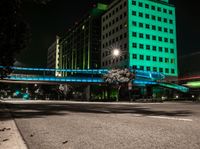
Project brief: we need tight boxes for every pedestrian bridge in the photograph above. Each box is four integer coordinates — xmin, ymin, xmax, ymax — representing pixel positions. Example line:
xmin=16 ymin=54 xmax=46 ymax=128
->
xmin=0 ymin=66 xmax=189 ymax=93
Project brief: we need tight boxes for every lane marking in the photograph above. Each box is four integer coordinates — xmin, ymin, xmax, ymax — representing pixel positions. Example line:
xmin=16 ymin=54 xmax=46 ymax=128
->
xmin=146 ymin=116 xmax=193 ymax=122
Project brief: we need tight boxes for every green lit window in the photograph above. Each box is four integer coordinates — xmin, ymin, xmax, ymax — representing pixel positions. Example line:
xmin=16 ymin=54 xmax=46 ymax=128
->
xmin=139 ymin=2 xmax=143 ymax=7
xmin=146 ymin=34 xmax=150 ymax=39
xmin=158 ymin=17 xmax=162 ymax=21
xmin=139 ymin=23 xmax=143 ymax=28
xmin=151 ymin=5 xmax=155 ymax=10
xmin=153 ymin=56 xmax=157 ymax=61
xmin=165 ymin=58 xmax=169 ymax=63
xmin=158 ymin=26 xmax=162 ymax=31
xmin=165 ymin=48 xmax=169 ymax=53
xmin=152 ymin=15 xmax=156 ymax=20
xmin=145 ymin=14 xmax=150 ymax=19
xmin=146 ymin=24 xmax=150 ymax=29
xmin=139 ymin=44 xmax=144 ymax=49
xmin=171 ymin=69 xmax=175 ymax=74
xmin=170 ymin=48 xmax=174 ymax=53
xmin=132 ymin=54 xmax=137 ymax=59
xmin=132 ymin=43 xmax=137 ymax=48
xmin=165 ymin=68 xmax=169 ymax=73
xmin=146 ymin=56 xmax=150 ymax=61
xmin=139 ymin=33 xmax=144 ymax=38
xmin=159 ymin=47 xmax=162 ymax=51
xmin=140 ymin=55 xmax=144 ymax=60
xmin=147 ymin=66 xmax=151 ymax=71
xmin=164 ymin=18 xmax=167 ymax=23
xmin=139 ymin=12 xmax=143 ymax=17
xmin=146 ymin=45 xmax=150 ymax=50
xmin=159 ymin=57 xmax=163 ymax=62
xmin=145 ymin=4 xmax=149 ymax=8
xmin=132 ymin=0 xmax=136 ymax=5
xmin=152 ymin=46 xmax=156 ymax=51
xmin=153 ymin=67 xmax=157 ymax=72
xmin=164 ymin=28 xmax=168 ymax=32
xmin=158 ymin=37 xmax=162 ymax=42
xmin=140 ymin=66 xmax=144 ymax=70
xmin=152 ymin=35 xmax=156 ymax=40
xmin=159 ymin=68 xmax=163 ymax=72
xmin=152 ymin=25 xmax=156 ymax=30
xmin=132 ymin=21 xmax=137 ymax=26
xmin=132 ymin=11 xmax=136 ymax=16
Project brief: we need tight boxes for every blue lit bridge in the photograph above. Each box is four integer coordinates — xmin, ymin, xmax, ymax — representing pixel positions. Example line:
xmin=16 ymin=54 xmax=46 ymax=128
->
xmin=0 ymin=66 xmax=189 ymax=93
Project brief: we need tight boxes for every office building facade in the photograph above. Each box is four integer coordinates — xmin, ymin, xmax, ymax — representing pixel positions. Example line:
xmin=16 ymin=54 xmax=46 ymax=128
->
xmin=59 ymin=3 xmax=108 ymax=73
xmin=101 ymin=0 xmax=178 ymax=78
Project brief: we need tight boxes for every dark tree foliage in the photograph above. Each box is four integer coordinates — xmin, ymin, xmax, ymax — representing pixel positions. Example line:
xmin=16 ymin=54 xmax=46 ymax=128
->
xmin=0 ymin=0 xmax=51 ymax=78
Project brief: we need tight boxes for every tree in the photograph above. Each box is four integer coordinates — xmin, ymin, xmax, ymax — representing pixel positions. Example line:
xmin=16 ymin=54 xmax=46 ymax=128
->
xmin=103 ymin=68 xmax=135 ymax=101
xmin=0 ymin=0 xmax=51 ymax=78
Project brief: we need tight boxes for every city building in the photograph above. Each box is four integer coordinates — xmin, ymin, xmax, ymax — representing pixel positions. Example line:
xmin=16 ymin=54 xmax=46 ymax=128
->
xmin=58 ymin=3 xmax=108 ymax=74
xmin=101 ymin=0 xmax=177 ymax=80
xmin=47 ymin=36 xmax=60 ymax=69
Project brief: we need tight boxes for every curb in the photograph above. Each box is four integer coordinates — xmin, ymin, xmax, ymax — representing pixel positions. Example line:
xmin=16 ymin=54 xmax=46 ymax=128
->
xmin=0 ymin=101 xmax=28 ymax=149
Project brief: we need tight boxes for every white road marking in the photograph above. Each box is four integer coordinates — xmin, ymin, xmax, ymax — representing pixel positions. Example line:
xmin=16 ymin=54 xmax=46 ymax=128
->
xmin=146 ymin=116 xmax=193 ymax=122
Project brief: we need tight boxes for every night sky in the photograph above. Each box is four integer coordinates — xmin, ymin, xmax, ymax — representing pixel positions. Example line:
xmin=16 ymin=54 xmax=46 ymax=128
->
xmin=17 ymin=0 xmax=200 ymax=67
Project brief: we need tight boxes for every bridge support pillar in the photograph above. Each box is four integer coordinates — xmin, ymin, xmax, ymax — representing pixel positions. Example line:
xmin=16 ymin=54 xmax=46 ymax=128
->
xmin=85 ymin=85 xmax=90 ymax=101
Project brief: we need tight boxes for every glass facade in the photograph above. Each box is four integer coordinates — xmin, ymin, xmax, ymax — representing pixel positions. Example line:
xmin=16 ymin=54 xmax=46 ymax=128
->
xmin=128 ymin=0 xmax=177 ymax=76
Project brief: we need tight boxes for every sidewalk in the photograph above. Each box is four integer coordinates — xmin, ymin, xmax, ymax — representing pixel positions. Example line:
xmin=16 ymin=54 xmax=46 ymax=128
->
xmin=0 ymin=100 xmax=27 ymax=149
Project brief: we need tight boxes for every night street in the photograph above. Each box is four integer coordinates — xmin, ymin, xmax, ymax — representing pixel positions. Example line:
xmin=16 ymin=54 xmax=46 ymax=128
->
xmin=2 ymin=100 xmax=200 ymax=149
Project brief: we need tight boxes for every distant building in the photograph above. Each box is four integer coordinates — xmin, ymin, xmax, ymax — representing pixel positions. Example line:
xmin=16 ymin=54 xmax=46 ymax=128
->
xmin=47 ymin=36 xmax=60 ymax=76
xmin=58 ymin=3 xmax=108 ymax=74
xmin=101 ymin=0 xmax=177 ymax=80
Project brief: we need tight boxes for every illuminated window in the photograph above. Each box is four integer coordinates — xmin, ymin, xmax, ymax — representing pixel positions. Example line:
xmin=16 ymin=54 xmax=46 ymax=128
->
xmin=139 ymin=23 xmax=143 ymax=28
xmin=170 ymin=48 xmax=174 ymax=53
xmin=139 ymin=44 xmax=144 ymax=49
xmin=151 ymin=5 xmax=155 ymax=10
xmin=146 ymin=56 xmax=150 ymax=61
xmin=146 ymin=24 xmax=150 ymax=29
xmin=132 ymin=32 xmax=136 ymax=37
xmin=145 ymin=14 xmax=150 ymax=19
xmin=171 ymin=69 xmax=175 ymax=74
xmin=139 ymin=33 xmax=144 ymax=38
xmin=139 ymin=12 xmax=143 ymax=17
xmin=146 ymin=45 xmax=150 ymax=50
xmin=132 ymin=11 xmax=136 ymax=16
xmin=153 ymin=56 xmax=157 ymax=61
xmin=159 ymin=57 xmax=163 ymax=62
xmin=139 ymin=2 xmax=143 ymax=7
xmin=132 ymin=0 xmax=136 ymax=5
xmin=140 ymin=55 xmax=144 ymax=60
xmin=165 ymin=68 xmax=169 ymax=73
xmin=132 ymin=54 xmax=137 ymax=59
xmin=146 ymin=34 xmax=150 ymax=39
xmin=132 ymin=21 xmax=137 ymax=26
xmin=132 ymin=43 xmax=137 ymax=48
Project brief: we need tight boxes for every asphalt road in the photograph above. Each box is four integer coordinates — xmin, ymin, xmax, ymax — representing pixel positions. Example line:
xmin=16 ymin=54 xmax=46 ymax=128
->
xmin=4 ymin=100 xmax=200 ymax=149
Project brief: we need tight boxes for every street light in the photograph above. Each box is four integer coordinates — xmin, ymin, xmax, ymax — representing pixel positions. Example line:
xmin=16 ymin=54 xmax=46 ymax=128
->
xmin=112 ymin=48 xmax=120 ymax=57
